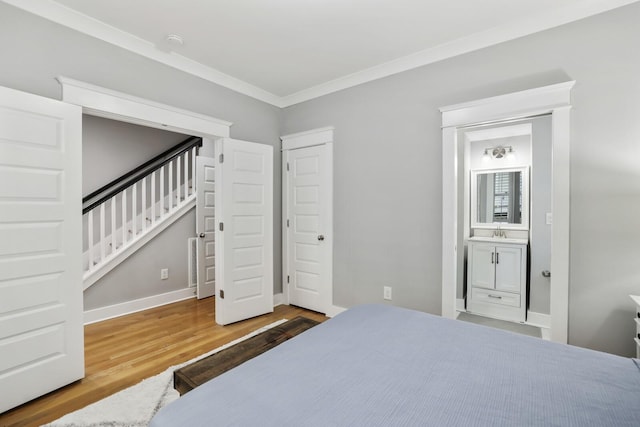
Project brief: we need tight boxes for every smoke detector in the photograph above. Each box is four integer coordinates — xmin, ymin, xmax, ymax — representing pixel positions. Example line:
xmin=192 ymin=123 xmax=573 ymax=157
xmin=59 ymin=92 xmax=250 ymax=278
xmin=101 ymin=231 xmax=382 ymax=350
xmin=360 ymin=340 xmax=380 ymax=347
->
xmin=165 ymin=34 xmax=184 ymax=47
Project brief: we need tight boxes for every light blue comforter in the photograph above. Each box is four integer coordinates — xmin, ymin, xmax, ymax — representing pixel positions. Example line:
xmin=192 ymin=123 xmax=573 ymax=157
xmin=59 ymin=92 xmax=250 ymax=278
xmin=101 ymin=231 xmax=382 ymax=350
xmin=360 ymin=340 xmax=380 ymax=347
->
xmin=151 ymin=304 xmax=640 ymax=426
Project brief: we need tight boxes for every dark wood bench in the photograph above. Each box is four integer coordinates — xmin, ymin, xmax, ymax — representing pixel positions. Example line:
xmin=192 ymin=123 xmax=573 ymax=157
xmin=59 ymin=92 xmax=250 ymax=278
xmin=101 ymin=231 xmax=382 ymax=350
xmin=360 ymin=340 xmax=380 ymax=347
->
xmin=173 ymin=316 xmax=320 ymax=395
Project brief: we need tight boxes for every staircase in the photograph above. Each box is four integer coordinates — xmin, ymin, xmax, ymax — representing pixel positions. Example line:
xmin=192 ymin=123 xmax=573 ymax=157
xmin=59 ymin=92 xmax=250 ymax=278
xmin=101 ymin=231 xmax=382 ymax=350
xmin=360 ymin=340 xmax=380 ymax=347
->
xmin=83 ymin=137 xmax=202 ymax=289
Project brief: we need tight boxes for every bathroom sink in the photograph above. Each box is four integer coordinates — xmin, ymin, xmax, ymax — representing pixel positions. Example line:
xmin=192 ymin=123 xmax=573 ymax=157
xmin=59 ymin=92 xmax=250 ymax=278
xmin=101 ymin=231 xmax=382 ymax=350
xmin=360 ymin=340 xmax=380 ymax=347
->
xmin=468 ymin=236 xmax=528 ymax=245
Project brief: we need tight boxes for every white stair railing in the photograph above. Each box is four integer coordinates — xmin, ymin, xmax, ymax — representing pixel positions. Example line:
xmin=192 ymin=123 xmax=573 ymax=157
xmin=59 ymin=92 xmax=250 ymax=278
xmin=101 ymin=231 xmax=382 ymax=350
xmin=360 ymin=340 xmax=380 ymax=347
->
xmin=83 ymin=146 xmax=198 ymax=285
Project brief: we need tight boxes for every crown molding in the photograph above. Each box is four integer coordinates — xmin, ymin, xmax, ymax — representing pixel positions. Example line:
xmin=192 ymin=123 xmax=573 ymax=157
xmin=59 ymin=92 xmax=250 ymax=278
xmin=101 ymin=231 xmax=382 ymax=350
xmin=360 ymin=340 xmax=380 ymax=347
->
xmin=279 ymin=0 xmax=639 ymax=107
xmin=4 ymin=0 xmax=638 ymax=109
xmin=3 ymin=0 xmax=283 ymax=107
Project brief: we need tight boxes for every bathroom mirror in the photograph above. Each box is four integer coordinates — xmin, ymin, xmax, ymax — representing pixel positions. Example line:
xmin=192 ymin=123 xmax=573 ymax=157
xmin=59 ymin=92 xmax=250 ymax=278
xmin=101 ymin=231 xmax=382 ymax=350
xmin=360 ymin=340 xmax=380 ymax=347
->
xmin=471 ymin=167 xmax=529 ymax=230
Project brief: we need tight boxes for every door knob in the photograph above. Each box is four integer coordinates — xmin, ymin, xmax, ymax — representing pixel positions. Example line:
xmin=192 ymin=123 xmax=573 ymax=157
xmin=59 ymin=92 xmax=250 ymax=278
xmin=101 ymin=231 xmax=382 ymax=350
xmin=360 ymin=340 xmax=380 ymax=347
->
xmin=317 ymin=235 xmax=325 ymax=241
xmin=542 ymin=270 xmax=551 ymax=278
xmin=199 ymin=233 xmax=205 ymax=238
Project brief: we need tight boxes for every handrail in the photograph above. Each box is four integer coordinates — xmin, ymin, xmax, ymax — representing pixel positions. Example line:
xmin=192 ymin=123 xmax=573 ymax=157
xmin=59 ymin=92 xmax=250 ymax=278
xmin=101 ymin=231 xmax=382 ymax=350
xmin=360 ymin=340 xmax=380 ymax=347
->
xmin=82 ymin=136 xmax=202 ymax=214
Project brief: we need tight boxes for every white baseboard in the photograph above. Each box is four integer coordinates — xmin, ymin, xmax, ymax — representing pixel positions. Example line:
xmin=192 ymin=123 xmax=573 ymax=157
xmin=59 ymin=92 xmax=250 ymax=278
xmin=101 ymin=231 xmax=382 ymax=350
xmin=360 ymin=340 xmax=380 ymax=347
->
xmin=274 ymin=292 xmax=285 ymax=306
xmin=325 ymin=305 xmax=347 ymax=318
xmin=84 ymin=287 xmax=196 ymax=325
xmin=526 ymin=311 xmax=551 ymax=329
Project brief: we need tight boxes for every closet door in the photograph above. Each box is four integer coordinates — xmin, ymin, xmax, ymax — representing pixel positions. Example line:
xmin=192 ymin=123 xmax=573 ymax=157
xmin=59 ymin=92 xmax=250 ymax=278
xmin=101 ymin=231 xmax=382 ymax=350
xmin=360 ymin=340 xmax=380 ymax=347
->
xmin=215 ymin=138 xmax=273 ymax=325
xmin=0 ymin=85 xmax=83 ymax=412
xmin=285 ymin=144 xmax=332 ymax=313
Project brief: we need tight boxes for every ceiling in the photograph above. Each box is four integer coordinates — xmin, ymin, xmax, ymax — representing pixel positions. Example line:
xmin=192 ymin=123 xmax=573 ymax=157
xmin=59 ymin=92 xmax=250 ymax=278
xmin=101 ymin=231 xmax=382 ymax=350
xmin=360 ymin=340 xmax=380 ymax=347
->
xmin=5 ymin=0 xmax=638 ymax=106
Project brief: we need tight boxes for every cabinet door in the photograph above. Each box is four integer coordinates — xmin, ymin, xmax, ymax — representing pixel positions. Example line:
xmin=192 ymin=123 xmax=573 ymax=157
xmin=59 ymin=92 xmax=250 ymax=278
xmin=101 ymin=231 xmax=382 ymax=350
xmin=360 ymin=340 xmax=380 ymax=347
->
xmin=495 ymin=246 xmax=522 ymax=293
xmin=470 ymin=244 xmax=495 ymax=289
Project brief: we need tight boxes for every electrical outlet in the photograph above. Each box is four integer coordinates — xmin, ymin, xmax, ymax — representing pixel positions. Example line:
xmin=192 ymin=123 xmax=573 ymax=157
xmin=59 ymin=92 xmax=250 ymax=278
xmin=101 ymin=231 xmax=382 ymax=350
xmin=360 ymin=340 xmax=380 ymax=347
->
xmin=160 ymin=268 xmax=169 ymax=280
xmin=546 ymin=212 xmax=553 ymax=225
xmin=383 ymin=286 xmax=392 ymax=300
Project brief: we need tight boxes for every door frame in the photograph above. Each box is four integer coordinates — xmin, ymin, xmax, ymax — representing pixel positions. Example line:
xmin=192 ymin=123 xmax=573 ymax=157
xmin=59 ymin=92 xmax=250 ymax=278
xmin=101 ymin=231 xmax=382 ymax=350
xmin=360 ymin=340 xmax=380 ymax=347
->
xmin=440 ymin=81 xmax=574 ymax=343
xmin=281 ymin=127 xmax=334 ymax=314
xmin=57 ymin=77 xmax=233 ymax=322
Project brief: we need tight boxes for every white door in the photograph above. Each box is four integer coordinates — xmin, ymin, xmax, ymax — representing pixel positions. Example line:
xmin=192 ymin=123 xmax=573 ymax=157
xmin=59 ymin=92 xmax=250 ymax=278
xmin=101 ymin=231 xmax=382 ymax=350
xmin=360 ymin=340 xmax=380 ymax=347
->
xmin=0 ymin=86 xmax=83 ymax=412
xmin=285 ymin=144 xmax=332 ymax=313
xmin=215 ymin=138 xmax=273 ymax=325
xmin=196 ymin=156 xmax=216 ymax=299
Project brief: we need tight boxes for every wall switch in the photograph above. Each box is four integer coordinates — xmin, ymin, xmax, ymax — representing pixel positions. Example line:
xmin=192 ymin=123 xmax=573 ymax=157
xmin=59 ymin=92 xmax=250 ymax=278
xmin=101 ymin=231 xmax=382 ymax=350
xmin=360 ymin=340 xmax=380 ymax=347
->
xmin=383 ymin=286 xmax=392 ymax=300
xmin=545 ymin=212 xmax=553 ymax=225
xmin=160 ymin=268 xmax=169 ymax=280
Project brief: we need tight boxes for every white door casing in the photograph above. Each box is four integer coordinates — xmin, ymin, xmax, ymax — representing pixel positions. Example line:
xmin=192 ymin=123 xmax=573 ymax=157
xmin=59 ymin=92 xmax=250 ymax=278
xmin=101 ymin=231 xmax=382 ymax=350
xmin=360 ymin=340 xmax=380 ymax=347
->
xmin=281 ymin=127 xmax=333 ymax=315
xmin=215 ymin=138 xmax=274 ymax=325
xmin=0 ymin=85 xmax=84 ymax=412
xmin=440 ymin=81 xmax=574 ymax=343
xmin=196 ymin=156 xmax=216 ymax=299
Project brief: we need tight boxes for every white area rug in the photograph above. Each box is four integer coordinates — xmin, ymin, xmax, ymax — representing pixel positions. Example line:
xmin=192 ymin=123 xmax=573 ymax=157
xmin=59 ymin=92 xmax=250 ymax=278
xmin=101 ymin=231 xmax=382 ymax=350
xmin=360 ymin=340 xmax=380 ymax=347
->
xmin=44 ymin=319 xmax=288 ymax=427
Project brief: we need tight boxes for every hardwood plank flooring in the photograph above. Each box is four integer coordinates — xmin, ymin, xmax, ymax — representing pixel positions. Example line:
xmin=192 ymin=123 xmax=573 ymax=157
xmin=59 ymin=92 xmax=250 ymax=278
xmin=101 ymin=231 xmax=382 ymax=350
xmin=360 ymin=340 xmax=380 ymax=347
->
xmin=0 ymin=298 xmax=327 ymax=427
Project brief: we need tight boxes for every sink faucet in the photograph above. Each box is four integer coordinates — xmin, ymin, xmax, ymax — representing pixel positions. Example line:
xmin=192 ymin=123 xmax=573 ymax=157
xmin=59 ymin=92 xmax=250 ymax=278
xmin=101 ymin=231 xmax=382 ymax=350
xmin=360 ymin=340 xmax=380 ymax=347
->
xmin=494 ymin=225 xmax=505 ymax=238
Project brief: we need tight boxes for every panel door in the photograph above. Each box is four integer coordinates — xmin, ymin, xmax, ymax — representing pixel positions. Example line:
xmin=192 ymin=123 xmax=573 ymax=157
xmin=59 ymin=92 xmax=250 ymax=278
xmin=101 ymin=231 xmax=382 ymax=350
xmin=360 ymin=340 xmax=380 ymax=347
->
xmin=215 ymin=138 xmax=273 ymax=325
xmin=286 ymin=145 xmax=331 ymax=313
xmin=196 ymin=156 xmax=216 ymax=299
xmin=470 ymin=244 xmax=495 ymax=289
xmin=0 ymin=85 xmax=83 ymax=412
xmin=495 ymin=246 xmax=523 ymax=293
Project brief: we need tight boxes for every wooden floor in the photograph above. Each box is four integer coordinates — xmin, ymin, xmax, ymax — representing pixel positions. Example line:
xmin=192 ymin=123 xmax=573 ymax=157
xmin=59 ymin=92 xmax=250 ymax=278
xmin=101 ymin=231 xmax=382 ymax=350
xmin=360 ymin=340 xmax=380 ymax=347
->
xmin=0 ymin=298 xmax=327 ymax=427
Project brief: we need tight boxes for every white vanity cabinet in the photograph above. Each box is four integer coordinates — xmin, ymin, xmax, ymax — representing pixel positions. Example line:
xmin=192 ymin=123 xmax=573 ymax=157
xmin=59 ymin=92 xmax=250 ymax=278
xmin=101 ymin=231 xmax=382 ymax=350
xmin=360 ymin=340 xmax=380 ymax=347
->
xmin=467 ymin=238 xmax=527 ymax=322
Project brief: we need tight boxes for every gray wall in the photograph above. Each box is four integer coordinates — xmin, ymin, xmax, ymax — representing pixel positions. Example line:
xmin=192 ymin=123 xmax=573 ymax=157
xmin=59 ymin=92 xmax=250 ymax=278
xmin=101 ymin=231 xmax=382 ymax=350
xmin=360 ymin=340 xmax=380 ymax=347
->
xmin=83 ymin=209 xmax=195 ymax=310
xmin=83 ymin=115 xmax=186 ymax=196
xmin=3 ymin=1 xmax=640 ymax=356
xmin=529 ymin=116 xmax=552 ymax=314
xmin=282 ymin=3 xmax=640 ymax=356
xmin=0 ymin=3 xmax=283 ymax=308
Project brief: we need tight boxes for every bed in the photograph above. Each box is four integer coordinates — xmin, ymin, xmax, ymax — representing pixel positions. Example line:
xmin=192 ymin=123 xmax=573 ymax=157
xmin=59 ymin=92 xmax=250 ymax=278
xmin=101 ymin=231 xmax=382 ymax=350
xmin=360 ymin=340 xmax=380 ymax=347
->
xmin=150 ymin=304 xmax=640 ymax=426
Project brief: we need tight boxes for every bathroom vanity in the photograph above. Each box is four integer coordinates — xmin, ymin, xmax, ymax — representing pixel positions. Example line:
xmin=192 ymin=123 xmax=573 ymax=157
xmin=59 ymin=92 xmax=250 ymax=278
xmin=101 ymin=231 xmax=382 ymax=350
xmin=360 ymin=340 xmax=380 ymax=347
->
xmin=467 ymin=236 xmax=528 ymax=323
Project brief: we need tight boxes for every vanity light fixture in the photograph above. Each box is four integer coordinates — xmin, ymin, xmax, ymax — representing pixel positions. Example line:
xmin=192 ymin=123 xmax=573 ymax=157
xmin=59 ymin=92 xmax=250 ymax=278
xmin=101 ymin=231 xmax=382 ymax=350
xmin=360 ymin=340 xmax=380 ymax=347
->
xmin=483 ymin=145 xmax=514 ymax=159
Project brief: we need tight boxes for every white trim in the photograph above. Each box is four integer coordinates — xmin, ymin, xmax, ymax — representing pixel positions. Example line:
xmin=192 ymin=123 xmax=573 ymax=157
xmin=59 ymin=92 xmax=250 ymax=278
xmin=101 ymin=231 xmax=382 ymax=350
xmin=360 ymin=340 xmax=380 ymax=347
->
xmin=84 ymin=287 xmax=196 ymax=325
xmin=526 ymin=311 xmax=552 ymax=329
xmin=456 ymin=298 xmax=466 ymax=312
xmin=83 ymin=198 xmax=196 ymax=289
xmin=281 ymin=126 xmax=334 ymax=150
xmin=273 ymin=292 xmax=285 ymax=307
xmin=325 ymin=305 xmax=347 ymax=318
xmin=278 ymin=1 xmax=635 ymax=107
xmin=5 ymin=0 xmax=280 ymax=107
xmin=8 ymin=0 xmax=632 ymax=107
xmin=57 ymin=77 xmax=232 ymax=137
xmin=441 ymin=82 xmax=574 ymax=344
xmin=440 ymin=81 xmax=575 ymax=127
